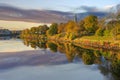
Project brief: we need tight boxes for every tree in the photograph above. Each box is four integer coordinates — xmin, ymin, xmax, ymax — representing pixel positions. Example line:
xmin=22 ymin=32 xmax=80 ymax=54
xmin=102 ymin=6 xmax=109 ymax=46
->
xmin=47 ymin=23 xmax=58 ymax=36
xmin=84 ymin=15 xmax=98 ymax=34
xmin=66 ymin=20 xmax=77 ymax=33
xmin=75 ymin=20 xmax=86 ymax=36
xmin=111 ymin=22 xmax=120 ymax=40
xmin=77 ymin=20 xmax=85 ymax=32
xmin=38 ymin=25 xmax=49 ymax=35
xmin=30 ymin=27 xmax=38 ymax=34
xmin=58 ymin=23 xmax=66 ymax=33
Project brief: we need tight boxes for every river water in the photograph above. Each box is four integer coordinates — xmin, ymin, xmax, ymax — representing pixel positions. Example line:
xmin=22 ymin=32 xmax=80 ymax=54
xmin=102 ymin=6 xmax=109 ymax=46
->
xmin=0 ymin=37 xmax=119 ymax=80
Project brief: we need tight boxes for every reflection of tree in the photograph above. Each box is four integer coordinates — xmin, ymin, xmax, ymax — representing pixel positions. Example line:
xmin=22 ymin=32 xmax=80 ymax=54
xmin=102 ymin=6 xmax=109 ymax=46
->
xmin=23 ymin=38 xmax=30 ymax=46
xmin=57 ymin=43 xmax=66 ymax=53
xmin=94 ymin=50 xmax=101 ymax=57
xmin=111 ymin=59 xmax=120 ymax=80
xmin=37 ymin=42 xmax=47 ymax=49
xmin=29 ymin=39 xmax=39 ymax=49
xmin=22 ymin=36 xmax=120 ymax=79
xmin=98 ymin=57 xmax=110 ymax=76
xmin=47 ymin=42 xmax=58 ymax=52
xmin=55 ymin=42 xmax=82 ymax=62
xmin=82 ymin=50 xmax=94 ymax=65
xmin=30 ymin=42 xmax=37 ymax=49
xmin=22 ymin=37 xmax=47 ymax=49
xmin=97 ymin=51 xmax=120 ymax=80
xmin=93 ymin=50 xmax=102 ymax=64
xmin=64 ymin=43 xmax=76 ymax=62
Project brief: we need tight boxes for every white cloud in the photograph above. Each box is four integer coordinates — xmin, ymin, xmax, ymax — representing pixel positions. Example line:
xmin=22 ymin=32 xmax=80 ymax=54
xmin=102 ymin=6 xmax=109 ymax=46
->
xmin=104 ymin=4 xmax=115 ymax=9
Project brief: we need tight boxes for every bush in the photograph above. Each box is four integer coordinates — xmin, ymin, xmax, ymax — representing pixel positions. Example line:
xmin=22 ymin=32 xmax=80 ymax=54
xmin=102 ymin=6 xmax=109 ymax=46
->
xmin=95 ymin=28 xmax=104 ymax=36
xmin=104 ymin=30 xmax=111 ymax=36
xmin=69 ymin=33 xmax=77 ymax=40
xmin=57 ymin=33 xmax=66 ymax=38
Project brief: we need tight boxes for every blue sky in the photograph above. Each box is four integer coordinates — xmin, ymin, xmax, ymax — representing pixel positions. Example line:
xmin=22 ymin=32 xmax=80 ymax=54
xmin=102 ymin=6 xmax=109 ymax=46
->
xmin=0 ymin=0 xmax=119 ymax=11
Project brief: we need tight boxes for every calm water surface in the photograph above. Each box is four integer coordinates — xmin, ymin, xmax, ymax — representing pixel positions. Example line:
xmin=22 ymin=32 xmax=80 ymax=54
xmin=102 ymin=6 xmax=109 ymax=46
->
xmin=0 ymin=37 xmax=119 ymax=80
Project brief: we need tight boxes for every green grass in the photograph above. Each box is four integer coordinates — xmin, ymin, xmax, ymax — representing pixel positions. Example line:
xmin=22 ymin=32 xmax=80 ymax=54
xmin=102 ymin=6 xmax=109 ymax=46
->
xmin=80 ymin=36 xmax=114 ymax=41
xmin=74 ymin=35 xmax=120 ymax=45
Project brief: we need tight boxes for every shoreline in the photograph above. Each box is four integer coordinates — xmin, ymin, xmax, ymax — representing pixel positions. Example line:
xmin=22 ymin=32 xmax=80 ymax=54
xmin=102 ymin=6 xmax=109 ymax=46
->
xmin=48 ymin=36 xmax=120 ymax=51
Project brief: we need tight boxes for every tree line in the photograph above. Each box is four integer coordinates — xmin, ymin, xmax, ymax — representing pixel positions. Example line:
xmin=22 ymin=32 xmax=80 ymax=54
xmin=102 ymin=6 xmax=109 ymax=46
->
xmin=21 ymin=11 xmax=120 ymax=40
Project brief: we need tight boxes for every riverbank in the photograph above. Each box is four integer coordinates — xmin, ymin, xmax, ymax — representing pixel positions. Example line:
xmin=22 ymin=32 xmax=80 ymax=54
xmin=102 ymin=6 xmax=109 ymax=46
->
xmin=48 ymin=35 xmax=120 ymax=50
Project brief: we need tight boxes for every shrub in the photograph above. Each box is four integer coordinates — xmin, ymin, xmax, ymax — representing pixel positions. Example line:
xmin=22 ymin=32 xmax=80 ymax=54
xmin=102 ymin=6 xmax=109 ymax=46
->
xmin=104 ymin=30 xmax=111 ymax=36
xmin=95 ymin=28 xmax=104 ymax=36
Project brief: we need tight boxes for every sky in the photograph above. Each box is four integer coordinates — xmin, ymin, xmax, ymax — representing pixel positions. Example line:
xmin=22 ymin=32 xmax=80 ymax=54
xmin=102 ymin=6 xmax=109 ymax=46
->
xmin=0 ymin=0 xmax=120 ymax=30
xmin=0 ymin=0 xmax=119 ymax=12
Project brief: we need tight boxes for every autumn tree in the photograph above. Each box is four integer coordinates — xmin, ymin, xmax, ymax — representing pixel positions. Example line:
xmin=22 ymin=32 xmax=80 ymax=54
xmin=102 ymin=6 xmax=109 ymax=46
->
xmin=84 ymin=15 xmax=98 ymax=34
xmin=57 ymin=23 xmax=66 ymax=33
xmin=64 ymin=20 xmax=78 ymax=40
xmin=30 ymin=27 xmax=38 ymax=34
xmin=38 ymin=25 xmax=49 ymax=35
xmin=75 ymin=20 xmax=86 ymax=36
xmin=66 ymin=20 xmax=77 ymax=33
xmin=77 ymin=20 xmax=85 ymax=32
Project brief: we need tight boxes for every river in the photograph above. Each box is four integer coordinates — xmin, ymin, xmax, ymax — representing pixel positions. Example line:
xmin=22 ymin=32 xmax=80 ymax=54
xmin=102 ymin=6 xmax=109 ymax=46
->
xmin=0 ymin=37 xmax=119 ymax=80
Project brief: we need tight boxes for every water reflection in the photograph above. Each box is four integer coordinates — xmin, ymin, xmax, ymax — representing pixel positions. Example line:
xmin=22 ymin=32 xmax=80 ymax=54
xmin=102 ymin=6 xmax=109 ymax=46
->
xmin=0 ymin=50 xmax=67 ymax=70
xmin=0 ymin=36 xmax=12 ymax=40
xmin=22 ymin=38 xmax=120 ymax=80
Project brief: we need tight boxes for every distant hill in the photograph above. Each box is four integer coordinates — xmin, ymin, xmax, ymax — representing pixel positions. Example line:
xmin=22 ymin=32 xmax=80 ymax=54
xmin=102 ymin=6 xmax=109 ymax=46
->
xmin=0 ymin=5 xmax=108 ymax=23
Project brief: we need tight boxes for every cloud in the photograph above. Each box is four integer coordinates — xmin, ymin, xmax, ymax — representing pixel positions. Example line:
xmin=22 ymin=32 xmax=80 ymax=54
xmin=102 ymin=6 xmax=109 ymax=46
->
xmin=103 ymin=4 xmax=120 ymax=13
xmin=71 ymin=6 xmax=104 ymax=13
xmin=79 ymin=6 xmax=98 ymax=12
xmin=73 ymin=4 xmax=120 ymax=13
xmin=0 ymin=4 xmax=70 ymax=23
xmin=104 ymin=5 xmax=115 ymax=9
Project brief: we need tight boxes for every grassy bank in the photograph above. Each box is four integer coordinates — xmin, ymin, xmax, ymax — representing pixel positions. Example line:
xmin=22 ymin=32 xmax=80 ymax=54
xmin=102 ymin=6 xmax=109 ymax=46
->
xmin=48 ymin=35 xmax=120 ymax=50
xmin=73 ymin=36 xmax=120 ymax=50
xmin=74 ymin=36 xmax=120 ymax=44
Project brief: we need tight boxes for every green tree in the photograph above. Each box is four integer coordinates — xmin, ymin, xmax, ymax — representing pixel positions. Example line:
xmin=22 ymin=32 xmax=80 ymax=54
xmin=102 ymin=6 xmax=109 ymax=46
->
xmin=47 ymin=23 xmax=58 ymax=36
xmin=38 ymin=25 xmax=49 ymax=35
xmin=84 ymin=15 xmax=98 ymax=34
